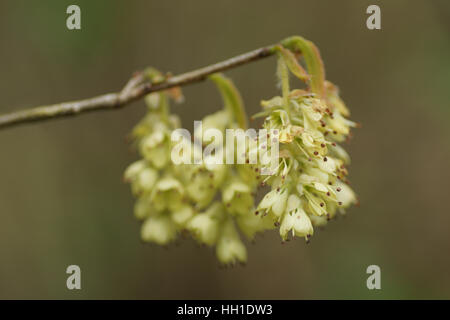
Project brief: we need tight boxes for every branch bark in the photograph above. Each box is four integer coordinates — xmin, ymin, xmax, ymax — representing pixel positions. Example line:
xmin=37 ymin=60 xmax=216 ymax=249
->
xmin=0 ymin=45 xmax=277 ymax=130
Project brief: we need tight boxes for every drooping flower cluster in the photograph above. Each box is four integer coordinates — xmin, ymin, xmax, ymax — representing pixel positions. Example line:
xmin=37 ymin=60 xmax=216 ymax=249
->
xmin=124 ymin=36 xmax=358 ymax=264
xmin=251 ymin=37 xmax=358 ymax=242
xmin=124 ymin=71 xmax=273 ymax=265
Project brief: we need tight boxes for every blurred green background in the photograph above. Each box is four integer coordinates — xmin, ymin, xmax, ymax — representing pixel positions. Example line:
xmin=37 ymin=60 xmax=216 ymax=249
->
xmin=0 ymin=0 xmax=449 ymax=299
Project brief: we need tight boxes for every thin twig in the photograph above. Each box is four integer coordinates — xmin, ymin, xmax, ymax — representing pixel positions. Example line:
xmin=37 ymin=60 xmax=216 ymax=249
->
xmin=0 ymin=45 xmax=277 ymax=130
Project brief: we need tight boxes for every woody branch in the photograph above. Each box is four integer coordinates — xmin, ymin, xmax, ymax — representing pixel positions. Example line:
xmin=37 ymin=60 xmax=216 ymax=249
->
xmin=0 ymin=45 xmax=277 ymax=130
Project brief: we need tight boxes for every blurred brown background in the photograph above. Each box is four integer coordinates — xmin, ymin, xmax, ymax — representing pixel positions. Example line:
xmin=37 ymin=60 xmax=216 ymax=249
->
xmin=0 ymin=0 xmax=449 ymax=299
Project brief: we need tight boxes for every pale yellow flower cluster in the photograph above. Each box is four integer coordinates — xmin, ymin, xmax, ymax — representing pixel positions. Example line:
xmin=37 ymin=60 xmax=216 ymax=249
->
xmin=124 ymin=73 xmax=273 ymax=265
xmin=251 ymin=37 xmax=358 ymax=242
xmin=252 ymin=87 xmax=357 ymax=242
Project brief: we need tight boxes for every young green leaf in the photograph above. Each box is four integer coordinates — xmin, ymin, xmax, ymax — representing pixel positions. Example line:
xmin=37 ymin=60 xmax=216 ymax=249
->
xmin=209 ymin=73 xmax=247 ymax=129
xmin=281 ymin=36 xmax=326 ymax=97
xmin=274 ymin=45 xmax=310 ymax=82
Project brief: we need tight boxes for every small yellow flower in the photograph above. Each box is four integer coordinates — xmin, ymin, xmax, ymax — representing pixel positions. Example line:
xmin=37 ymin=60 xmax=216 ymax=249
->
xmin=140 ymin=128 xmax=171 ymax=169
xmin=183 ymin=162 xmax=227 ymax=210
xmin=335 ymin=181 xmax=357 ymax=209
xmin=131 ymin=167 xmax=158 ymax=196
xmin=151 ymin=176 xmax=184 ymax=212
xmin=141 ymin=214 xmax=177 ymax=245
xmin=195 ymin=109 xmax=231 ymax=144
xmin=124 ymin=160 xmax=146 ymax=182
xmin=170 ymin=205 xmax=194 ymax=227
xmin=280 ymin=194 xmax=313 ymax=241
xmin=222 ymin=178 xmax=254 ymax=216
xmin=216 ymin=218 xmax=247 ymax=265
xmin=256 ymin=187 xmax=289 ymax=218
xmin=186 ymin=202 xmax=224 ymax=246
xmin=134 ymin=195 xmax=153 ymax=220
